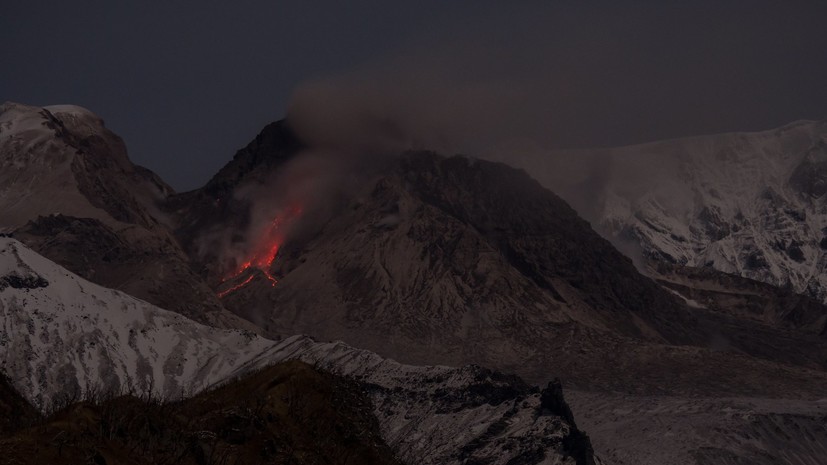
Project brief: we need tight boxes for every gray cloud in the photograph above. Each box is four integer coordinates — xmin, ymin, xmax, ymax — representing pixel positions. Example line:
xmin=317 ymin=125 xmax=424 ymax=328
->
xmin=280 ymin=1 xmax=827 ymax=248
xmin=286 ymin=1 xmax=827 ymax=162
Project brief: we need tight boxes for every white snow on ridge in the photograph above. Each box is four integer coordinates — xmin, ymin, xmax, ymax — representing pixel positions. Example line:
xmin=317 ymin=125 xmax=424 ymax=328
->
xmin=0 ymin=237 xmax=274 ymax=406
xmin=43 ymin=104 xmax=98 ymax=118
xmin=0 ymin=235 xmax=455 ymax=406
xmin=0 ymin=102 xmax=119 ymax=229
xmin=0 ymin=102 xmax=54 ymax=145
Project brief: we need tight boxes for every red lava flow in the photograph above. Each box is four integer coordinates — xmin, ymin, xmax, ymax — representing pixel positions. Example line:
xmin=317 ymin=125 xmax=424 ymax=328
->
xmin=216 ymin=274 xmax=255 ymax=299
xmin=217 ymin=204 xmax=302 ymax=298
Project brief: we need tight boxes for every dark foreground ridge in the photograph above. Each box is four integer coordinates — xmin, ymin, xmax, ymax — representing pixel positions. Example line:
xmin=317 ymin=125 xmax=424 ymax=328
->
xmin=0 ymin=361 xmax=400 ymax=465
xmin=540 ymin=380 xmax=595 ymax=465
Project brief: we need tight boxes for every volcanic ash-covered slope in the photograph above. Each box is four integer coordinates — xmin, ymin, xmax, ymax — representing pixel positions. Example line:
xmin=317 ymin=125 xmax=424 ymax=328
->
xmin=211 ymin=150 xmax=693 ymax=376
xmin=0 ymin=102 xmax=234 ymax=325
xmin=199 ymin=145 xmax=827 ymax=396
xmin=0 ymin=238 xmax=593 ymax=465
xmin=538 ymin=120 xmax=827 ymax=305
xmin=167 ymin=119 xmax=303 ymax=260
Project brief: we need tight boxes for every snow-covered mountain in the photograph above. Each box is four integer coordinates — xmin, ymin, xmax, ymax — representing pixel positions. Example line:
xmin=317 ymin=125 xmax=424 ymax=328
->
xmin=0 ymin=102 xmax=159 ymax=228
xmin=0 ymin=237 xmax=593 ymax=465
xmin=0 ymin=102 xmax=240 ymax=326
xmin=533 ymin=120 xmax=827 ymax=305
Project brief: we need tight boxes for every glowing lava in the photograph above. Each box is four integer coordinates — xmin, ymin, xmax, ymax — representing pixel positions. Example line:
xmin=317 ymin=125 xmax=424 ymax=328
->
xmin=216 ymin=274 xmax=255 ymax=299
xmin=216 ymin=204 xmax=302 ymax=298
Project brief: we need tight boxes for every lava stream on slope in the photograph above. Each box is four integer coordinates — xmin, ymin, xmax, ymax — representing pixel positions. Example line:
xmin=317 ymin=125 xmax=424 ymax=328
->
xmin=216 ymin=205 xmax=302 ymax=298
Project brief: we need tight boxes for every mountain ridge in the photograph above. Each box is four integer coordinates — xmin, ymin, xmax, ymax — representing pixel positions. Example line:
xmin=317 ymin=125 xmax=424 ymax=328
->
xmin=0 ymin=236 xmax=594 ymax=465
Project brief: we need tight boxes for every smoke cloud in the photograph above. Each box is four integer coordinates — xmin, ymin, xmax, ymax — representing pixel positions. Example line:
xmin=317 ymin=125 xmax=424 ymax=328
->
xmin=283 ymin=1 xmax=827 ymax=218
xmin=198 ymin=144 xmax=393 ymax=282
xmin=286 ymin=59 xmax=535 ymax=158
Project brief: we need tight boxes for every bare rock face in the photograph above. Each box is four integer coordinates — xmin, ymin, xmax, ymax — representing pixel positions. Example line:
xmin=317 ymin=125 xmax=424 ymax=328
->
xmin=0 ymin=102 xmax=240 ymax=326
xmin=0 ymin=102 xmax=166 ymax=230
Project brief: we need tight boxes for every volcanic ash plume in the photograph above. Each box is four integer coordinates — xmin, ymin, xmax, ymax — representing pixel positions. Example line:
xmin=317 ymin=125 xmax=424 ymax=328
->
xmin=212 ymin=144 xmax=386 ymax=298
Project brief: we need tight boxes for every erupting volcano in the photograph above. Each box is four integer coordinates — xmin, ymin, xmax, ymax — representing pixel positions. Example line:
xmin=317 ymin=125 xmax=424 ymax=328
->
xmin=216 ymin=204 xmax=302 ymax=298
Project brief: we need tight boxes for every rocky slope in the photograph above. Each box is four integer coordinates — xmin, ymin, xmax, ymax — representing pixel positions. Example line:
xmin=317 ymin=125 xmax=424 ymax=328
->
xmin=568 ymin=391 xmax=827 ymax=465
xmin=0 ymin=237 xmax=593 ymax=465
xmin=0 ymin=102 xmax=236 ymax=326
xmin=180 ymin=129 xmax=827 ymax=396
xmin=169 ymin=119 xmax=827 ymax=465
xmin=239 ymin=151 xmax=696 ymax=363
xmin=166 ymin=119 xmax=304 ymax=265
xmin=653 ymin=261 xmax=827 ymax=338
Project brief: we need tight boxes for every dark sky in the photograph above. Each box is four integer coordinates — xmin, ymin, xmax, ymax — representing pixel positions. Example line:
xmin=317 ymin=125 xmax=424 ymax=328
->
xmin=3 ymin=1 xmax=827 ymax=191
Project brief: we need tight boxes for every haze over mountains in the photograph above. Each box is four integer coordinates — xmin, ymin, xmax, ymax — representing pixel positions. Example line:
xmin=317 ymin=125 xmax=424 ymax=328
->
xmin=1 ymin=101 xmax=826 ymax=464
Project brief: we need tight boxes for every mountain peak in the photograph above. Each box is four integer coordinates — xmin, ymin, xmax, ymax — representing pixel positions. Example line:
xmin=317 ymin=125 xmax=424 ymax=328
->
xmin=0 ymin=102 xmax=235 ymax=324
xmin=202 ymin=119 xmax=304 ymax=194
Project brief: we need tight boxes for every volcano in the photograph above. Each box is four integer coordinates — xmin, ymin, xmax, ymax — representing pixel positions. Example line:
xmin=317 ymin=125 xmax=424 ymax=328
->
xmin=3 ymin=103 xmax=827 ymax=464
xmin=172 ymin=118 xmax=827 ymax=465
xmin=169 ymin=120 xmax=827 ymax=401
